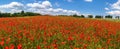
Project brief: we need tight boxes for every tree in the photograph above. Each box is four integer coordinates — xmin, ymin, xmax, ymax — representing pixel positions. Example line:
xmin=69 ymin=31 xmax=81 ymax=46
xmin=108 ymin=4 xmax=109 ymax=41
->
xmin=21 ymin=10 xmax=24 ymax=14
xmin=24 ymin=12 xmax=41 ymax=16
xmin=58 ymin=15 xmax=68 ymax=16
xmin=0 ymin=11 xmax=41 ymax=17
xmin=0 ymin=13 xmax=11 ymax=17
xmin=0 ymin=11 xmax=1 ymax=17
xmin=105 ymin=15 xmax=112 ymax=19
xmin=116 ymin=16 xmax=120 ymax=19
xmin=80 ymin=15 xmax=85 ymax=18
xmin=95 ymin=15 xmax=103 ymax=18
xmin=73 ymin=14 xmax=78 ymax=17
xmin=72 ymin=14 xmax=85 ymax=18
xmin=12 ymin=13 xmax=21 ymax=17
xmin=88 ymin=15 xmax=93 ymax=18
xmin=21 ymin=10 xmax=25 ymax=16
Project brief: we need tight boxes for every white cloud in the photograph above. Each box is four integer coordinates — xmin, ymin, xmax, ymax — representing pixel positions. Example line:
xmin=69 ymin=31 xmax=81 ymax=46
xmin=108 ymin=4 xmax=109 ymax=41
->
xmin=11 ymin=9 xmax=22 ymax=13
xmin=106 ymin=10 xmax=120 ymax=15
xmin=26 ymin=1 xmax=80 ymax=15
xmin=84 ymin=0 xmax=93 ymax=2
xmin=111 ymin=0 xmax=120 ymax=10
xmin=106 ymin=0 xmax=120 ymax=15
xmin=0 ymin=1 xmax=80 ymax=15
xmin=0 ymin=2 xmax=23 ymax=9
xmin=0 ymin=2 xmax=23 ymax=13
xmin=27 ymin=3 xmax=46 ymax=9
xmin=105 ymin=8 xmax=109 ymax=10
xmin=27 ymin=8 xmax=80 ymax=15
xmin=27 ymin=1 xmax=52 ymax=9
xmin=42 ymin=1 xmax=52 ymax=7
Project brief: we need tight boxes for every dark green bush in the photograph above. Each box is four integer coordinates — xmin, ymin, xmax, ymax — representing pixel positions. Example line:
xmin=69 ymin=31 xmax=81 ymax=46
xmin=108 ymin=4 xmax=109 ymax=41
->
xmin=105 ymin=15 xmax=112 ymax=18
xmin=88 ymin=15 xmax=93 ymax=18
xmin=73 ymin=14 xmax=84 ymax=18
xmin=95 ymin=15 xmax=103 ymax=18
xmin=0 ymin=11 xmax=41 ymax=17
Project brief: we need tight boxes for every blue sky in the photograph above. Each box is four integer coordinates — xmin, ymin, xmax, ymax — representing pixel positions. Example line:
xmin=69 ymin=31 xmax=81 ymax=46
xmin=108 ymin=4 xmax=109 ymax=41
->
xmin=0 ymin=0 xmax=119 ymax=16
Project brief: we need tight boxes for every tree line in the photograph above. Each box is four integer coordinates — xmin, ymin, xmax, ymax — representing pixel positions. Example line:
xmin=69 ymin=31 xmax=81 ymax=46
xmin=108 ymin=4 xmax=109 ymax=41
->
xmin=72 ymin=14 xmax=115 ymax=19
xmin=0 ymin=11 xmax=119 ymax=19
xmin=0 ymin=11 xmax=41 ymax=17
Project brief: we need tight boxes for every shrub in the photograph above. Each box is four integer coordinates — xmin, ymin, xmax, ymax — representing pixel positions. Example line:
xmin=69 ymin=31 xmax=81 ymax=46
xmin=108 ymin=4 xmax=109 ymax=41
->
xmin=95 ymin=15 xmax=103 ymax=18
xmin=105 ymin=15 xmax=112 ymax=19
xmin=88 ymin=15 xmax=93 ymax=18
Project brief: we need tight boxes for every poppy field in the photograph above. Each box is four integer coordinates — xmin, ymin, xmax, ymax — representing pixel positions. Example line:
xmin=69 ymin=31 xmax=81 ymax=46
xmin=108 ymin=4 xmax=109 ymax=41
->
xmin=0 ymin=16 xmax=120 ymax=49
